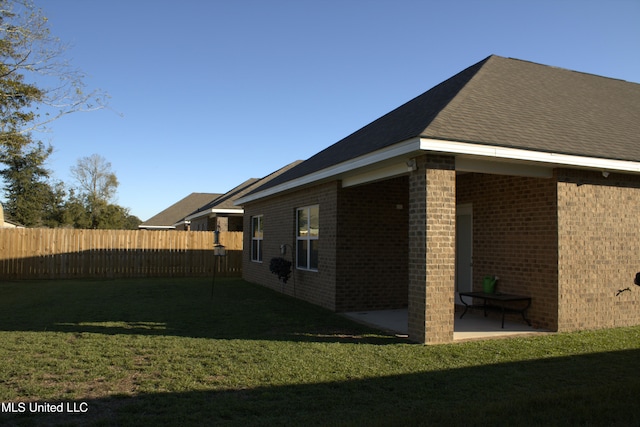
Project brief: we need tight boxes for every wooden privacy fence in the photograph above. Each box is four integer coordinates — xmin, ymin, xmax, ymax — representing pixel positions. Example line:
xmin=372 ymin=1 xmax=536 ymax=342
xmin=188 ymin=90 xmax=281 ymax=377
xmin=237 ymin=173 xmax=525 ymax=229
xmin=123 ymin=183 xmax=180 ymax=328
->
xmin=0 ymin=228 xmax=243 ymax=280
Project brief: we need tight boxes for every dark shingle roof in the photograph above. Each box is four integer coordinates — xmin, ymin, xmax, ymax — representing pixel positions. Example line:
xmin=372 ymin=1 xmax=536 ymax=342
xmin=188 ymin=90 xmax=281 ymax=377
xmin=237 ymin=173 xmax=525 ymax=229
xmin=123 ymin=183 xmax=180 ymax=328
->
xmin=186 ymin=160 xmax=304 ymax=215
xmin=191 ymin=179 xmax=261 ymax=213
xmin=250 ymin=55 xmax=640 ymax=196
xmin=140 ymin=193 xmax=221 ymax=227
xmin=423 ymin=56 xmax=640 ymax=161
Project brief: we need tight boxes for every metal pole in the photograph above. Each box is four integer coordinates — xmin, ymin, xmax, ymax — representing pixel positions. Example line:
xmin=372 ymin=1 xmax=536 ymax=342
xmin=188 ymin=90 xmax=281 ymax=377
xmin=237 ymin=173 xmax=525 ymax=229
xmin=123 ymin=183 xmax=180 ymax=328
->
xmin=211 ymin=254 xmax=216 ymax=301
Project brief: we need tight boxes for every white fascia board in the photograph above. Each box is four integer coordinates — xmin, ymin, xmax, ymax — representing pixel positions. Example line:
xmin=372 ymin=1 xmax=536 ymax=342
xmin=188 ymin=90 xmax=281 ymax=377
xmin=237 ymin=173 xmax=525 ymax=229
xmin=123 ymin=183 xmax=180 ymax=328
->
xmin=420 ymin=138 xmax=640 ymax=173
xmin=138 ymin=225 xmax=176 ymax=230
xmin=184 ymin=208 xmax=243 ymax=221
xmin=238 ymin=137 xmax=640 ymax=205
xmin=236 ymin=138 xmax=422 ymax=204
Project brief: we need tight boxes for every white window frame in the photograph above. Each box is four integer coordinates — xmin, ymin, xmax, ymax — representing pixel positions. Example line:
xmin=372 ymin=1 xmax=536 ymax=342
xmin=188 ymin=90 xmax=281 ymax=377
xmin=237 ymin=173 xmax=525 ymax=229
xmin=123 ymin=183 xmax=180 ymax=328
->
xmin=251 ymin=215 xmax=263 ymax=262
xmin=296 ymin=205 xmax=318 ymax=271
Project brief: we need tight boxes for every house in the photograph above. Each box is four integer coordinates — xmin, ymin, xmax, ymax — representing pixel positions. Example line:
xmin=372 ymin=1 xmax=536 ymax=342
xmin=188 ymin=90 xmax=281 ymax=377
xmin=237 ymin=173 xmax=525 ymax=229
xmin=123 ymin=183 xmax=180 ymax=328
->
xmin=185 ymin=179 xmax=259 ymax=232
xmin=236 ymin=55 xmax=640 ymax=344
xmin=0 ymin=203 xmax=23 ymax=228
xmin=179 ymin=161 xmax=304 ymax=232
xmin=139 ymin=193 xmax=221 ymax=230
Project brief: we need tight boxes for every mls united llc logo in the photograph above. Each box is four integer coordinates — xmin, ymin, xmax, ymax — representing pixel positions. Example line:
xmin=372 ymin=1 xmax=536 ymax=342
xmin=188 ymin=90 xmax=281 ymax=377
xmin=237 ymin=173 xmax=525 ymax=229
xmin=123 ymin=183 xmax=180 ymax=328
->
xmin=2 ymin=402 xmax=89 ymax=413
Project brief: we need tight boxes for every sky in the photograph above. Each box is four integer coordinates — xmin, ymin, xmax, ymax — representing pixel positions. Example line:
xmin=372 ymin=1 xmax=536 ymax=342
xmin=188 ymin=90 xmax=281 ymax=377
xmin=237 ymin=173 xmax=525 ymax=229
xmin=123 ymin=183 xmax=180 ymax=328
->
xmin=20 ymin=0 xmax=640 ymax=221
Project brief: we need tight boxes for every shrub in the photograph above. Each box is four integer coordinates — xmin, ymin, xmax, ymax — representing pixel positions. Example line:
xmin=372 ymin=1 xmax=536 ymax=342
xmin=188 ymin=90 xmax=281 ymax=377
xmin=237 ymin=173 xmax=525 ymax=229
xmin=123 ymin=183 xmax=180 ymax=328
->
xmin=269 ymin=257 xmax=292 ymax=283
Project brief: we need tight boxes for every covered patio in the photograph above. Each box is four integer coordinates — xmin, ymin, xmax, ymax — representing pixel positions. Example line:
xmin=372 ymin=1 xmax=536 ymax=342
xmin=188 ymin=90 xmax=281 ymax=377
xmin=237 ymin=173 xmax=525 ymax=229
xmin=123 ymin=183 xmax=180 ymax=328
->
xmin=334 ymin=156 xmax=557 ymax=344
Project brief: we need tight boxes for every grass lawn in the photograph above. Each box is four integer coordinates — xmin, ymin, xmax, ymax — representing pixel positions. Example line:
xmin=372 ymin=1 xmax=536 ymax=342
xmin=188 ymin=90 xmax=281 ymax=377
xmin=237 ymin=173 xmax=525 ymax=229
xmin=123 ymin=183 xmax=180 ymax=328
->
xmin=0 ymin=277 xmax=639 ymax=426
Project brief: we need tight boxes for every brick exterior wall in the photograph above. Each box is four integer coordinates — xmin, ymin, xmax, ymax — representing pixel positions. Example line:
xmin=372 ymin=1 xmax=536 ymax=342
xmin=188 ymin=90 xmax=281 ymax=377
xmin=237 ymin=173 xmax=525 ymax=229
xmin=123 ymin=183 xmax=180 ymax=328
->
xmin=190 ymin=216 xmax=243 ymax=232
xmin=242 ymin=177 xmax=409 ymax=313
xmin=242 ymin=181 xmax=339 ymax=311
xmin=242 ymin=158 xmax=640 ymax=343
xmin=188 ymin=216 xmax=207 ymax=231
xmin=336 ymin=176 xmax=409 ymax=311
xmin=456 ymin=173 xmax=559 ymax=330
xmin=408 ymin=155 xmax=456 ymax=344
xmin=227 ymin=216 xmax=244 ymax=232
xmin=556 ymin=169 xmax=640 ymax=331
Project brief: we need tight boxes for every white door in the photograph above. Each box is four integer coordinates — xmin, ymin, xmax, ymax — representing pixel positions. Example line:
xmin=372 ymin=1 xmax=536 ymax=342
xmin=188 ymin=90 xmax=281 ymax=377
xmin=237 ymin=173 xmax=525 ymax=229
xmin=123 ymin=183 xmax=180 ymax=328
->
xmin=455 ymin=204 xmax=473 ymax=305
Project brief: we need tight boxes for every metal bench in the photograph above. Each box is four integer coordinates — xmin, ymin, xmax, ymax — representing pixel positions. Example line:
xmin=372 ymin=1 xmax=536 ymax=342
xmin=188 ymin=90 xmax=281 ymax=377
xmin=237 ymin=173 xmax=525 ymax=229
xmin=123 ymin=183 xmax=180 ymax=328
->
xmin=459 ymin=291 xmax=532 ymax=328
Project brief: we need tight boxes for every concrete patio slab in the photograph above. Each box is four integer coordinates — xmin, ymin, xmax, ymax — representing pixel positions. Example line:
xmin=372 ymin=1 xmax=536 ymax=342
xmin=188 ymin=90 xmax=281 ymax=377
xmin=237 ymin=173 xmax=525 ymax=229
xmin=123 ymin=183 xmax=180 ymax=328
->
xmin=343 ymin=308 xmax=547 ymax=341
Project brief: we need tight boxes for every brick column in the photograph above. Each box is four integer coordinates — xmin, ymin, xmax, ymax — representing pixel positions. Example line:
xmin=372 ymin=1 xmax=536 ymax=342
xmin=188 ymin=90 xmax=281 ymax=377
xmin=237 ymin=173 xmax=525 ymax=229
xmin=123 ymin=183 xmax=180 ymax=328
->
xmin=408 ymin=154 xmax=456 ymax=344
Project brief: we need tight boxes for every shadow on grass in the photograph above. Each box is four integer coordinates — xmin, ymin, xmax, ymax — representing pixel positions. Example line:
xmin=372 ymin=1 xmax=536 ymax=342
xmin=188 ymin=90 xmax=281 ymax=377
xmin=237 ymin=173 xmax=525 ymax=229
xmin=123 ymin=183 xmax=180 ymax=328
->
xmin=2 ymin=348 xmax=640 ymax=426
xmin=0 ymin=277 xmax=404 ymax=344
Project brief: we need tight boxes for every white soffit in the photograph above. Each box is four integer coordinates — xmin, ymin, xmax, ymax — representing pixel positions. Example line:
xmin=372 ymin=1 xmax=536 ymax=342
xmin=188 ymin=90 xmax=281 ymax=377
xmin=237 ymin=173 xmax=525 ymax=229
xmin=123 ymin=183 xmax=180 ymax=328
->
xmin=455 ymin=157 xmax=553 ymax=178
xmin=342 ymin=161 xmax=413 ymax=187
xmin=420 ymin=138 xmax=640 ymax=174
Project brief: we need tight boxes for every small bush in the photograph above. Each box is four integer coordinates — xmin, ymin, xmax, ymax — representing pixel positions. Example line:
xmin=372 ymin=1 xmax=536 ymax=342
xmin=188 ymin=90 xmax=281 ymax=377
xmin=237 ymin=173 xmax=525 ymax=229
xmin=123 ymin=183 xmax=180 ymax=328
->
xmin=269 ymin=257 xmax=292 ymax=283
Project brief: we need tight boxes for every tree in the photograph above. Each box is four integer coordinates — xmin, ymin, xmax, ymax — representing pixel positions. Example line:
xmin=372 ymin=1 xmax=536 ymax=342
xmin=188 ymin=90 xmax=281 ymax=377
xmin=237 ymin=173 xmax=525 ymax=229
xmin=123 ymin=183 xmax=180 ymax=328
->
xmin=61 ymin=194 xmax=141 ymax=230
xmin=0 ymin=135 xmax=58 ymax=226
xmin=40 ymin=179 xmax=67 ymax=227
xmin=95 ymin=203 xmax=132 ymax=229
xmin=0 ymin=0 xmax=106 ymax=226
xmin=0 ymin=1 xmax=139 ymax=230
xmin=71 ymin=153 xmax=118 ymax=201
xmin=0 ymin=0 xmax=107 ymax=135
xmin=70 ymin=154 xmax=119 ymax=228
xmin=59 ymin=189 xmax=90 ymax=228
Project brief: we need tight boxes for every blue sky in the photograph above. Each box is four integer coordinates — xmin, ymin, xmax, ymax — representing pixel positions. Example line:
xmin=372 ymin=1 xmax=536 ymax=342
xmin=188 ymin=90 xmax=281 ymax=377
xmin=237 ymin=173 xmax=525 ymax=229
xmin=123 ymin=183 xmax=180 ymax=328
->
xmin=26 ymin=0 xmax=640 ymax=221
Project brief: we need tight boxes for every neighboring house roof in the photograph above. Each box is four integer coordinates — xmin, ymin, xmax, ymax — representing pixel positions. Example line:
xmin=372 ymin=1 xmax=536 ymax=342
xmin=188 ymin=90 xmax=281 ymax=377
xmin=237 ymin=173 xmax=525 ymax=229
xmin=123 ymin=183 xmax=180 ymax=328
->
xmin=187 ymin=160 xmax=303 ymax=220
xmin=0 ymin=203 xmax=23 ymax=228
xmin=184 ymin=179 xmax=260 ymax=223
xmin=139 ymin=192 xmax=222 ymax=229
xmin=238 ymin=55 xmax=640 ymax=203
xmin=1 ymin=218 xmax=23 ymax=228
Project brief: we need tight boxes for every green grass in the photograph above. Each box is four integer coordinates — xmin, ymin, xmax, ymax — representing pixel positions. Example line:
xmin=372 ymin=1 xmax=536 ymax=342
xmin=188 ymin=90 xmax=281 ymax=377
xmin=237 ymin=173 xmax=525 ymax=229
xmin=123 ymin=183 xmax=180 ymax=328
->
xmin=0 ymin=277 xmax=639 ymax=426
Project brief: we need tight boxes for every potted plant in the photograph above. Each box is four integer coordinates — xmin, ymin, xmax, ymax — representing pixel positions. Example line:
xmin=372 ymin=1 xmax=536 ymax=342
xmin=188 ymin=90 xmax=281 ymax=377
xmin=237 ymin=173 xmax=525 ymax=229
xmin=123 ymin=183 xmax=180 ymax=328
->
xmin=269 ymin=257 xmax=292 ymax=284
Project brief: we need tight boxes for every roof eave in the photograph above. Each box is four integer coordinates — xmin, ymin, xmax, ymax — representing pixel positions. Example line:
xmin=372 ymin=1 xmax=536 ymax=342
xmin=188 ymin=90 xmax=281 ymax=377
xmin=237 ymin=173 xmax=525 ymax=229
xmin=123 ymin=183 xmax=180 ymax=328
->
xmin=421 ymin=138 xmax=640 ymax=174
xmin=184 ymin=208 xmax=244 ymax=221
xmin=237 ymin=137 xmax=640 ymax=205
xmin=235 ymin=138 xmax=423 ymax=204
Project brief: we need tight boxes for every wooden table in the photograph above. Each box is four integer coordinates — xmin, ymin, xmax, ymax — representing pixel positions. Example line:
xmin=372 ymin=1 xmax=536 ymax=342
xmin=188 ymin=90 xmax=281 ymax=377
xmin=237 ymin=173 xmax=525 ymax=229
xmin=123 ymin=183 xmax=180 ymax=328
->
xmin=459 ymin=291 xmax=532 ymax=328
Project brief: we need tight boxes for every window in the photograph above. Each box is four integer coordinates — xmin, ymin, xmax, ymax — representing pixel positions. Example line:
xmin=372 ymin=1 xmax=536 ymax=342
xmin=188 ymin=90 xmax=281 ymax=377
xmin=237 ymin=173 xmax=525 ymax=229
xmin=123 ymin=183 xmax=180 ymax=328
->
xmin=251 ymin=215 xmax=263 ymax=262
xmin=296 ymin=205 xmax=318 ymax=270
